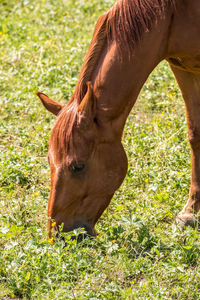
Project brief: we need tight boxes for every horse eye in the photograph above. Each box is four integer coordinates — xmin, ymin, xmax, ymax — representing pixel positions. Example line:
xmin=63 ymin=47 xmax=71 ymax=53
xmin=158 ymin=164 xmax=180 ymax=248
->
xmin=69 ymin=163 xmax=85 ymax=174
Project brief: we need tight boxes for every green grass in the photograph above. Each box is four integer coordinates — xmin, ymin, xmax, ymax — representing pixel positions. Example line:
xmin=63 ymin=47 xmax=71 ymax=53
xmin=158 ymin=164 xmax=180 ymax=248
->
xmin=0 ymin=0 xmax=200 ymax=299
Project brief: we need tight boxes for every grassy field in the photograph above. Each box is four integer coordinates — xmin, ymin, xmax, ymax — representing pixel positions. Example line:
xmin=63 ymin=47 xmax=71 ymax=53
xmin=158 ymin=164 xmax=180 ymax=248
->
xmin=1 ymin=0 xmax=200 ymax=299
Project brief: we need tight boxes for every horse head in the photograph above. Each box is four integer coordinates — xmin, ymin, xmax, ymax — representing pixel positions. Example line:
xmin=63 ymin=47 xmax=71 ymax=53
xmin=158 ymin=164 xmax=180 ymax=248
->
xmin=37 ymin=82 xmax=128 ymax=237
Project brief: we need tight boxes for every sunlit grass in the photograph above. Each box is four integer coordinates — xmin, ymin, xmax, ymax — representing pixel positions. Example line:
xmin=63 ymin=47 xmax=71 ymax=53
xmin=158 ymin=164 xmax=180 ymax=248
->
xmin=0 ymin=0 xmax=200 ymax=299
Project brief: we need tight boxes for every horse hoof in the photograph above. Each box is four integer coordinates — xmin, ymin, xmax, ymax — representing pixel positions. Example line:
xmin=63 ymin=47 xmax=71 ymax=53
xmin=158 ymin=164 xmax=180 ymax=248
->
xmin=176 ymin=214 xmax=198 ymax=229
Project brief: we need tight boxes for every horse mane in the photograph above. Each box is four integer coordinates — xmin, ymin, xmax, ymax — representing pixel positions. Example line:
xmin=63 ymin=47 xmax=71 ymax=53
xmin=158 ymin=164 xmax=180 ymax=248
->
xmin=51 ymin=0 xmax=176 ymax=159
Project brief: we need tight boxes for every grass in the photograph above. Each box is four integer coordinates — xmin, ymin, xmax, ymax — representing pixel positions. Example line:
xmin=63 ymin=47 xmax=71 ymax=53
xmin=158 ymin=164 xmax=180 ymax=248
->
xmin=0 ymin=0 xmax=200 ymax=299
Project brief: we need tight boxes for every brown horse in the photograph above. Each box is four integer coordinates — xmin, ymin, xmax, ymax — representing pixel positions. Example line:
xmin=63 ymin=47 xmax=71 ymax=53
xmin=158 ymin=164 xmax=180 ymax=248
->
xmin=37 ymin=0 xmax=200 ymax=236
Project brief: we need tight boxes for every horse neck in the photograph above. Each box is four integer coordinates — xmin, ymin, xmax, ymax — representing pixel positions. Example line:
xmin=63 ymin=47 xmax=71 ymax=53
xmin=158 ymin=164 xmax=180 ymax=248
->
xmin=92 ymin=13 xmax=173 ymax=140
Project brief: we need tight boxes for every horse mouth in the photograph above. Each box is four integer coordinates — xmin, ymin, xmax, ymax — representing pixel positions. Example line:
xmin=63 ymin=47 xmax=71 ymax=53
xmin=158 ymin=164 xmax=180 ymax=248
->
xmin=48 ymin=219 xmax=97 ymax=239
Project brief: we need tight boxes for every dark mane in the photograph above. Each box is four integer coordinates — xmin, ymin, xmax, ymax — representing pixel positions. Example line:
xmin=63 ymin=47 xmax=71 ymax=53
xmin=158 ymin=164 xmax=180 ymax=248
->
xmin=51 ymin=12 xmax=108 ymax=157
xmin=107 ymin=0 xmax=176 ymax=51
xmin=51 ymin=0 xmax=176 ymax=158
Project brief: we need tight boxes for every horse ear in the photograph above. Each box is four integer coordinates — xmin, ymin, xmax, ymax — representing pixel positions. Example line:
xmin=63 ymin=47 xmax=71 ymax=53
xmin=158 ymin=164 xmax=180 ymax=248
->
xmin=36 ymin=92 xmax=63 ymax=116
xmin=78 ymin=82 xmax=96 ymax=120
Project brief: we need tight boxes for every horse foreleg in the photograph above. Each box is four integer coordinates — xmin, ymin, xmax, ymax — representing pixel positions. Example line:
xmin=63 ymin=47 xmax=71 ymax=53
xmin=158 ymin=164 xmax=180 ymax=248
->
xmin=170 ymin=66 xmax=200 ymax=227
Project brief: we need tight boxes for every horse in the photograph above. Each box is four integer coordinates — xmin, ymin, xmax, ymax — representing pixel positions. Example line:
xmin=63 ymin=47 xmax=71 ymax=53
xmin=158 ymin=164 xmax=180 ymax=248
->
xmin=37 ymin=0 xmax=200 ymax=237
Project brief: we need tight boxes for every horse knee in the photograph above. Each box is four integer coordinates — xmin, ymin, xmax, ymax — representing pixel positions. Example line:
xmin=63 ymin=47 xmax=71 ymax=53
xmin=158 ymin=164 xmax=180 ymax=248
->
xmin=188 ymin=129 xmax=200 ymax=149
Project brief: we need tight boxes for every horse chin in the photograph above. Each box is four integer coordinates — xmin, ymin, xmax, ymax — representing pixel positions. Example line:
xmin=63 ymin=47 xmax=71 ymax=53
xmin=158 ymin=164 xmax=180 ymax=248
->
xmin=70 ymin=224 xmax=97 ymax=242
xmin=69 ymin=221 xmax=97 ymax=237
